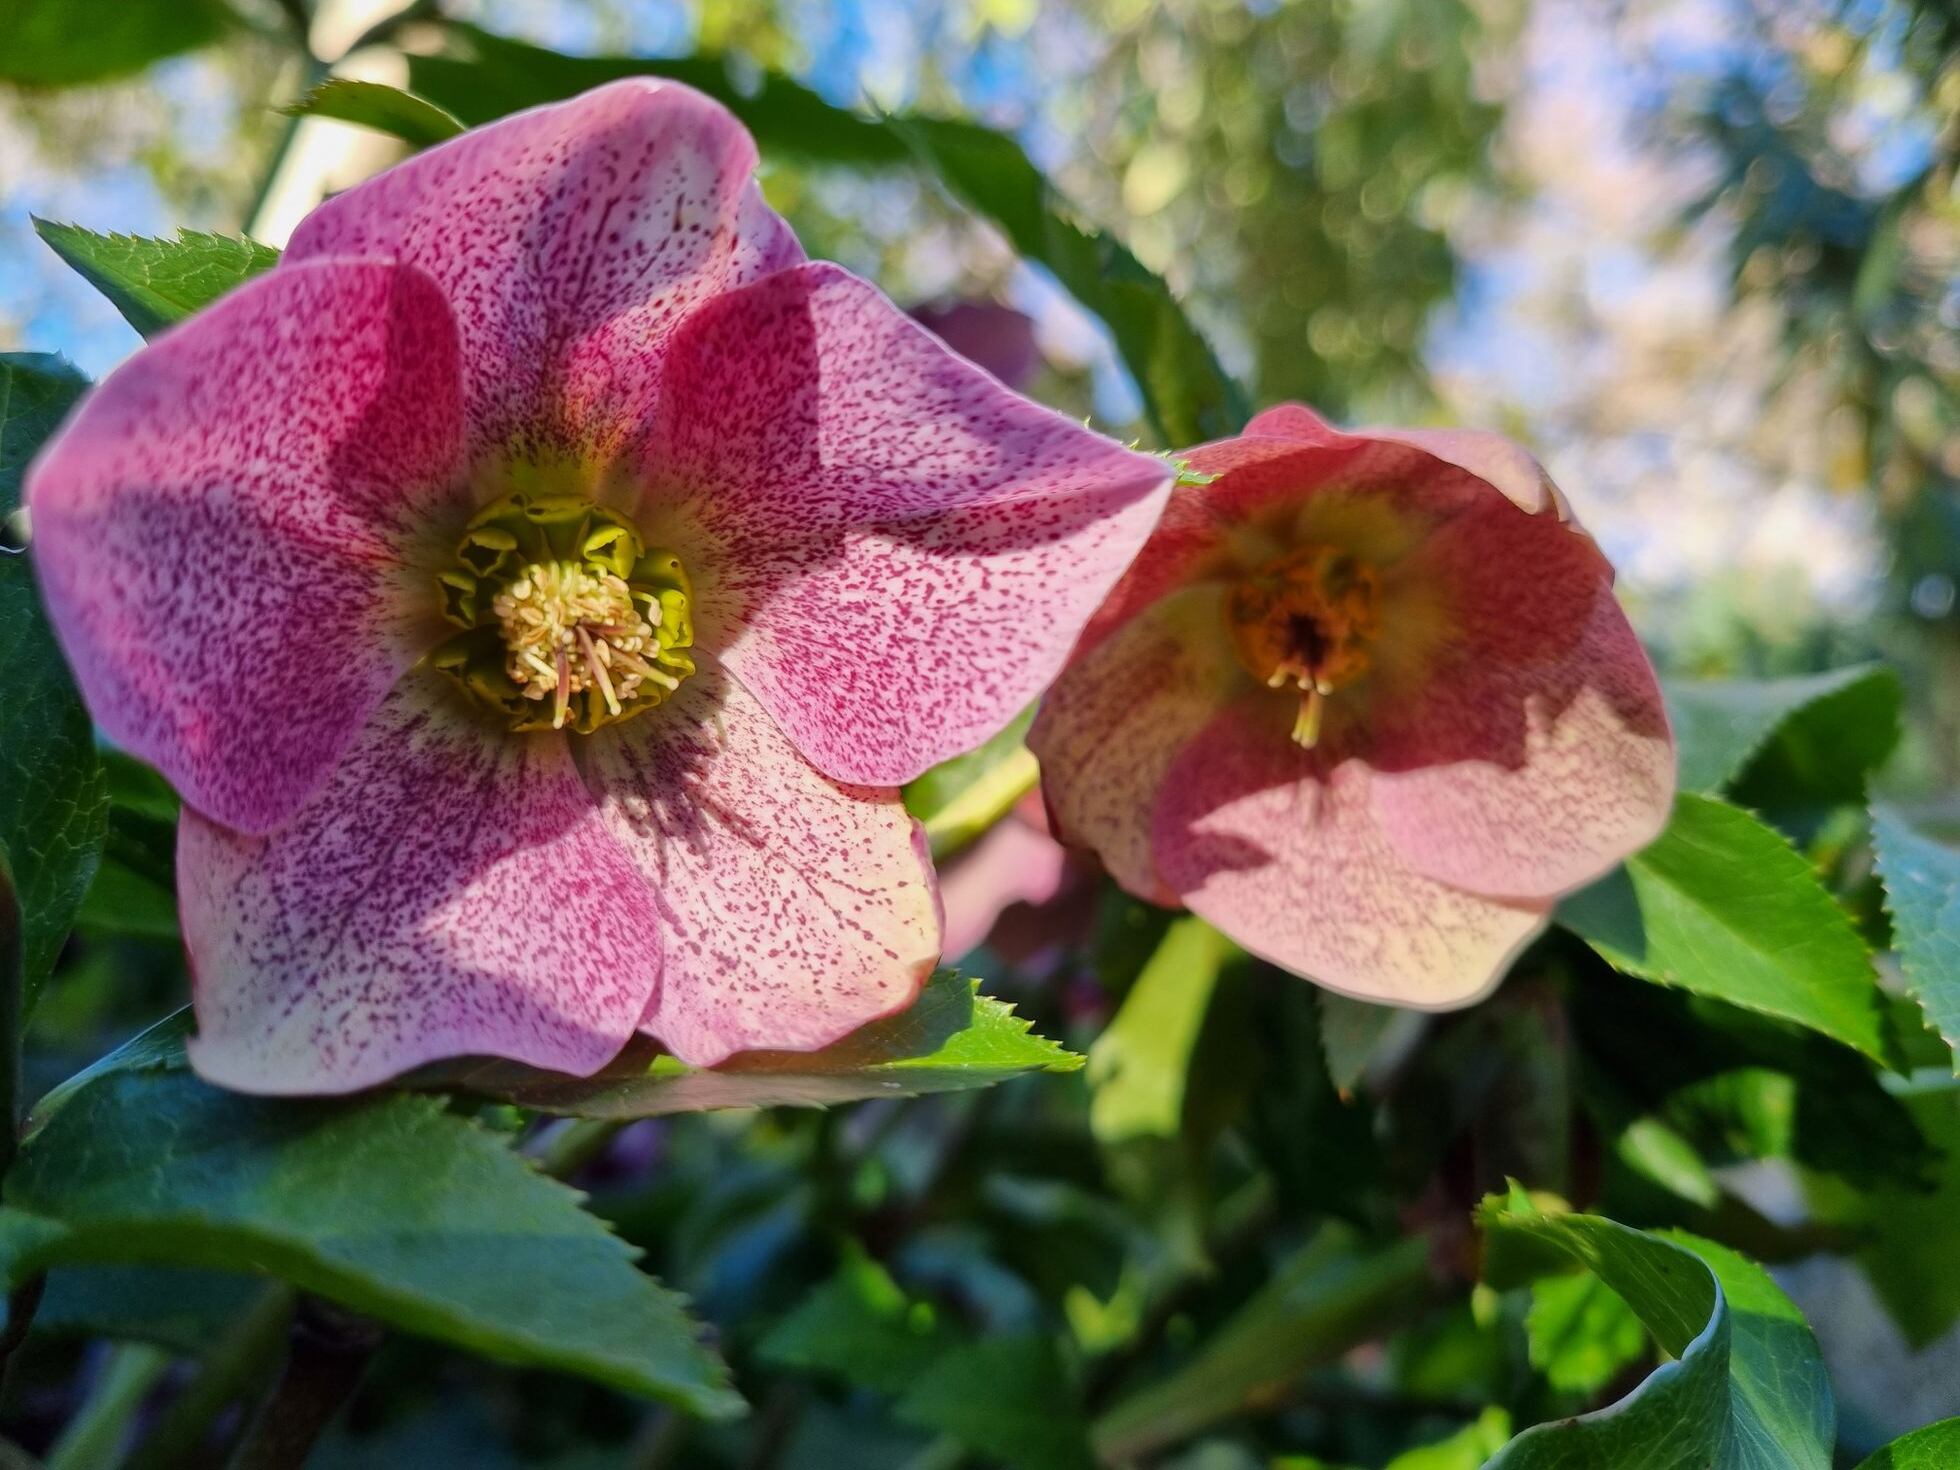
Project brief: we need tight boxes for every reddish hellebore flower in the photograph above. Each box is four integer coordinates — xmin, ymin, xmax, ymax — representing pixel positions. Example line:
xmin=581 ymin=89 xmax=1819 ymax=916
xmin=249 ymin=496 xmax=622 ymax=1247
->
xmin=26 ymin=81 xmax=1170 ymax=1093
xmin=1029 ymin=404 xmax=1674 ymax=1006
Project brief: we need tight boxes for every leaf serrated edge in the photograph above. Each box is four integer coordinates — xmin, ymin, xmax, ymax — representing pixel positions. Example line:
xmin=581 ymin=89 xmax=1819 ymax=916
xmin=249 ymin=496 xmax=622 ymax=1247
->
xmin=1868 ymin=803 xmax=1960 ymax=1068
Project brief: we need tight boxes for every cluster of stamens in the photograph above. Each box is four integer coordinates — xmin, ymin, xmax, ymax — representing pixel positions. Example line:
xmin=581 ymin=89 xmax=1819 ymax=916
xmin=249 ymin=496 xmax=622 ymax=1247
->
xmin=430 ymin=490 xmax=694 ymax=734
xmin=1226 ymin=543 xmax=1381 ymax=749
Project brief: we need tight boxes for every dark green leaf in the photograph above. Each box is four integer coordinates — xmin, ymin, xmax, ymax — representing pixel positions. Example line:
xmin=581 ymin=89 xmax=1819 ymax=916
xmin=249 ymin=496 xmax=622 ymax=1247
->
xmin=35 ymin=1266 xmax=263 ymax=1355
xmin=1853 ymin=1419 xmax=1960 ymax=1470
xmin=1559 ymin=794 xmax=1891 ymax=1063
xmin=1092 ymin=1226 xmax=1432 ymax=1461
xmin=0 ymin=361 xmax=107 ymax=1010
xmin=1870 ymin=807 xmax=1960 ymax=1067
xmin=436 ymin=970 xmax=1080 ymax=1116
xmin=1 ymin=1066 xmax=740 ymax=1414
xmin=0 ymin=353 xmax=86 ymax=515
xmin=896 ymin=1335 xmax=1095 ymax=1470
xmin=1667 ymin=664 xmax=1899 ymax=797
xmin=34 ymin=222 xmax=279 ymax=338
xmin=0 ymin=0 xmax=232 ymax=86
xmin=1316 ymin=992 xmax=1408 ymax=1094
xmin=283 ymin=78 xmax=465 ymax=148
xmin=1480 ymin=1190 xmax=1832 ymax=1470
xmin=1729 ymin=666 xmax=1902 ymax=814
xmin=408 ymin=25 xmax=1248 ymax=445
xmin=1088 ymin=916 xmax=1232 ymax=1143
xmin=758 ymin=1254 xmax=959 ymax=1396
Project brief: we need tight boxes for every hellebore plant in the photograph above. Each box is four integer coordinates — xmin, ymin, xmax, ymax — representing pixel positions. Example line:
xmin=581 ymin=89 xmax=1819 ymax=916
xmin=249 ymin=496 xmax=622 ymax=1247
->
xmin=26 ymin=81 xmax=1171 ymax=1094
xmin=1030 ymin=404 xmax=1675 ymax=1006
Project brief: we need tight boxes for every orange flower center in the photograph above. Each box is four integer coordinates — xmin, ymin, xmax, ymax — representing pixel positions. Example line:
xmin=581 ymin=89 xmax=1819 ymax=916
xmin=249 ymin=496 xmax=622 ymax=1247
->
xmin=1226 ymin=544 xmax=1382 ymax=748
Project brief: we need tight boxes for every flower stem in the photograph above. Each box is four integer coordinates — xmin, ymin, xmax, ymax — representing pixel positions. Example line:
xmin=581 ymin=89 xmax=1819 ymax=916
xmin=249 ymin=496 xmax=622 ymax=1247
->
xmin=124 ymin=1286 xmax=293 ymax=1470
xmin=222 ymin=1298 xmax=381 ymax=1470
xmin=46 ymin=1344 xmax=171 ymax=1470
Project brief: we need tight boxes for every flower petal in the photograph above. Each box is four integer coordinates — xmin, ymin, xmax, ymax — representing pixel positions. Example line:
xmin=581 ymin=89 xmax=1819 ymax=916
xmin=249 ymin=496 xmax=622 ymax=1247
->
xmin=1369 ymin=582 xmax=1674 ymax=898
xmin=182 ymin=673 xmax=662 ymax=1095
xmin=643 ymin=261 xmax=1172 ymax=786
xmin=286 ymin=78 xmax=801 ymax=458
xmin=1152 ymin=699 xmax=1550 ymax=1006
xmin=583 ymin=665 xmax=940 ymax=1066
xmin=1028 ymin=584 xmax=1237 ymax=903
xmin=26 ymin=259 xmax=466 ymax=835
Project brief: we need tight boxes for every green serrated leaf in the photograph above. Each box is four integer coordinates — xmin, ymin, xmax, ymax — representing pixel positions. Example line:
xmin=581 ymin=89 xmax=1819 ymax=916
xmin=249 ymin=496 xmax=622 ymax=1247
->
xmin=1479 ymin=1190 xmax=1832 ymax=1470
xmin=757 ymin=1253 xmax=959 ymax=1396
xmin=1088 ymin=916 xmax=1232 ymax=1143
xmin=283 ymin=78 xmax=465 ymax=148
xmin=896 ymin=1334 xmax=1096 ymax=1470
xmin=1559 ymin=793 xmax=1891 ymax=1064
xmin=1853 ymin=1418 xmax=1960 ymax=1469
xmin=1093 ymin=1226 xmax=1433 ymax=1462
xmin=2 ymin=1065 xmax=741 ymax=1415
xmin=408 ymin=25 xmax=1248 ymax=445
xmin=434 ymin=970 xmax=1081 ymax=1117
xmin=1870 ymin=807 xmax=1960 ymax=1067
xmin=34 ymin=222 xmax=279 ymax=338
xmin=0 ymin=0 xmax=232 ymax=86
xmin=1 ymin=352 xmax=86 ymax=515
xmin=1666 ymin=664 xmax=1898 ymax=796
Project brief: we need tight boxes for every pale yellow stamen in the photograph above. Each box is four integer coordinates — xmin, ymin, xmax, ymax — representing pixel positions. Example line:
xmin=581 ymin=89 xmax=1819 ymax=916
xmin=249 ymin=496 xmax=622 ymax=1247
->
xmin=492 ymin=560 xmax=667 ymax=730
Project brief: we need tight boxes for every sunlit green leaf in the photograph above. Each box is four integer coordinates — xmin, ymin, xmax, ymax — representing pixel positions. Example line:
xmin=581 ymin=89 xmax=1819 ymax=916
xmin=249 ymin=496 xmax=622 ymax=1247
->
xmin=1853 ymin=1419 xmax=1960 ymax=1469
xmin=1560 ymin=794 xmax=1891 ymax=1063
xmin=1526 ymin=1271 xmax=1648 ymax=1396
xmin=433 ymin=970 xmax=1081 ymax=1116
xmin=282 ymin=78 xmax=465 ymax=148
xmin=1666 ymin=664 xmax=1899 ymax=797
xmin=33 ymin=222 xmax=279 ymax=338
xmin=1088 ymin=916 xmax=1233 ymax=1143
xmin=904 ymin=706 xmax=1037 ymax=859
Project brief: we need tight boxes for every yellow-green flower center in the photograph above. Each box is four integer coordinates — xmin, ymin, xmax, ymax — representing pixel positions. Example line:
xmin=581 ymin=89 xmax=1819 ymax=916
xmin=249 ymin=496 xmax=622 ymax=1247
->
xmin=430 ymin=491 xmax=693 ymax=734
xmin=1226 ymin=544 xmax=1381 ymax=749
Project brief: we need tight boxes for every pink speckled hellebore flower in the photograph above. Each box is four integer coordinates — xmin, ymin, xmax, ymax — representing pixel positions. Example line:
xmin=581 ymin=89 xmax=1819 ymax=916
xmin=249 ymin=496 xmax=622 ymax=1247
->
xmin=1029 ymin=404 xmax=1674 ymax=1006
xmin=25 ymin=81 xmax=1170 ymax=1094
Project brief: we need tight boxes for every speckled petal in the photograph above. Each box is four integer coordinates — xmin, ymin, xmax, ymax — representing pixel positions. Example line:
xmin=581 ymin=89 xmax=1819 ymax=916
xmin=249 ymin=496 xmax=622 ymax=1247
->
xmin=1152 ymin=699 xmax=1551 ymax=1007
xmin=1369 ymin=582 xmax=1674 ymax=898
xmin=583 ymin=665 xmax=940 ymax=1067
xmin=285 ymin=78 xmax=802 ymax=458
xmin=1028 ymin=584 xmax=1237 ymax=904
xmin=25 ymin=259 xmax=466 ymax=835
xmin=182 ymin=673 xmax=661 ymax=1095
xmin=641 ymin=261 xmax=1172 ymax=787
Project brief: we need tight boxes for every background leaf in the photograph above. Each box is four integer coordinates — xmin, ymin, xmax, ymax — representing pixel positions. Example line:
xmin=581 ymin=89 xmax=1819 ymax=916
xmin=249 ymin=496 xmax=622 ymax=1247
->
xmin=1667 ymin=665 xmax=1901 ymax=797
xmin=1559 ymin=794 xmax=1891 ymax=1063
xmin=1854 ymin=1419 xmax=1960 ymax=1469
xmin=282 ymin=79 xmax=464 ymax=149
xmin=33 ymin=222 xmax=279 ymax=338
xmin=894 ymin=1335 xmax=1096 ymax=1470
xmin=0 ymin=0 xmax=232 ymax=86
xmin=2 ymin=1066 xmax=741 ymax=1415
xmin=1088 ymin=916 xmax=1233 ymax=1143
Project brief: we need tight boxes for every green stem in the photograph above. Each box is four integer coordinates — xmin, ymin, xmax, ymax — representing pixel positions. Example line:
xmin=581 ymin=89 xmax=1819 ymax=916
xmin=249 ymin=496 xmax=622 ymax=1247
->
xmin=46 ymin=1345 xmax=171 ymax=1470
xmin=534 ymin=1117 xmax=627 ymax=1179
xmin=123 ymin=1286 xmax=294 ymax=1470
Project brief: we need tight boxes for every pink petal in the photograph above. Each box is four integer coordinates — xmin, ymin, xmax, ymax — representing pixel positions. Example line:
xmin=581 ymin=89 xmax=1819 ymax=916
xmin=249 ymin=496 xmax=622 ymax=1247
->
xmin=1028 ymin=585 xmax=1237 ymax=904
xmin=644 ymin=261 xmax=1172 ymax=786
xmin=583 ymin=666 xmax=940 ymax=1067
xmin=1369 ymin=582 xmax=1674 ymax=898
xmin=26 ymin=260 xmax=466 ymax=835
xmin=285 ymin=79 xmax=802 ymax=459
xmin=939 ymin=812 xmax=1072 ymax=959
xmin=1152 ymin=699 xmax=1551 ymax=1006
xmin=182 ymin=673 xmax=662 ymax=1095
